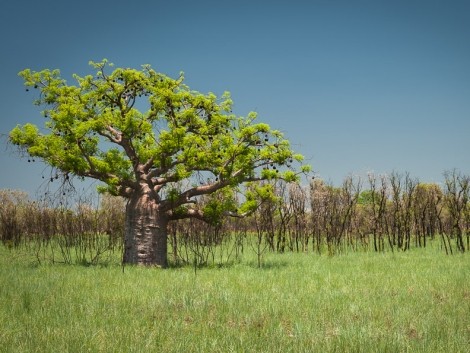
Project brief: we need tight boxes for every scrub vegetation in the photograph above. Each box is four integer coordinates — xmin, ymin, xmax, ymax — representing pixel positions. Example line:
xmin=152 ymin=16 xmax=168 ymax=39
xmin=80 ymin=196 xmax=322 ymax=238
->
xmin=1 ymin=169 xmax=468 ymax=267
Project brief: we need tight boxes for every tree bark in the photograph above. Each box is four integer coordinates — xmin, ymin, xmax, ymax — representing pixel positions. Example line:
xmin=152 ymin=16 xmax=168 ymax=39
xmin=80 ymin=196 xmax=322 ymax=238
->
xmin=123 ymin=191 xmax=168 ymax=267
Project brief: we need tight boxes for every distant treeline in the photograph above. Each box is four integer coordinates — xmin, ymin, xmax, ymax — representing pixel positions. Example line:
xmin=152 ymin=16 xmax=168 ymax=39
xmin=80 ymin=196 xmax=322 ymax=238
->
xmin=1 ymin=170 xmax=468 ymax=265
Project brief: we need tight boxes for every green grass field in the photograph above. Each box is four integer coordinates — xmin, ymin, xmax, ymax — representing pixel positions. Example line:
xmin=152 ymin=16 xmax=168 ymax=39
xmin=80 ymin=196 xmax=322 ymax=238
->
xmin=0 ymin=245 xmax=469 ymax=352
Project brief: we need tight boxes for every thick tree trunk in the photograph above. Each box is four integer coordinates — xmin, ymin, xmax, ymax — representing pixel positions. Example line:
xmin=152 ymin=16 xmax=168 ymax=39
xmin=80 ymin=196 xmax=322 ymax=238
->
xmin=123 ymin=191 xmax=168 ymax=267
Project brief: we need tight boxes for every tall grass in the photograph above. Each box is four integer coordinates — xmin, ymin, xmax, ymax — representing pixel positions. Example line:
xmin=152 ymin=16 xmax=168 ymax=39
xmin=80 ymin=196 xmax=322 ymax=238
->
xmin=0 ymin=245 xmax=468 ymax=353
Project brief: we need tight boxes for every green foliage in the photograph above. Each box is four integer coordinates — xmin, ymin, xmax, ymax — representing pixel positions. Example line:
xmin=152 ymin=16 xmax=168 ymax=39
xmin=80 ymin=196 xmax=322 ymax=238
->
xmin=358 ymin=190 xmax=375 ymax=205
xmin=239 ymin=182 xmax=277 ymax=215
xmin=10 ymin=60 xmax=309 ymax=221
xmin=202 ymin=188 xmax=238 ymax=226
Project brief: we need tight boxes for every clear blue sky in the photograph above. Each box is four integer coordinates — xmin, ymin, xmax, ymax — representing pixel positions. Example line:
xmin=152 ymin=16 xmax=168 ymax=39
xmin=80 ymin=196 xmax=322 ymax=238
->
xmin=1 ymin=0 xmax=469 ymax=196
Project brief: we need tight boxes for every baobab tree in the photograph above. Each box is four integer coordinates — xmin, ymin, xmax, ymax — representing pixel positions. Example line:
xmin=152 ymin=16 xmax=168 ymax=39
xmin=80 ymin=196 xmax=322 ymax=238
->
xmin=9 ymin=60 xmax=309 ymax=267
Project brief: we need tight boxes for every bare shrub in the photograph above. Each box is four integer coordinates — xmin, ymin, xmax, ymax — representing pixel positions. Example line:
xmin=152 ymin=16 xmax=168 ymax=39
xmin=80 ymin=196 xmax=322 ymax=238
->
xmin=0 ymin=190 xmax=30 ymax=247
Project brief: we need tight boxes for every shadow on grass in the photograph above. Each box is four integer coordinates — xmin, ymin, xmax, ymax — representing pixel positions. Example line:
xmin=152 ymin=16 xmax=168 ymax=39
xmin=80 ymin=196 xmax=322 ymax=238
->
xmin=166 ymin=258 xmax=290 ymax=270
xmin=167 ymin=259 xmax=243 ymax=270
xmin=245 ymin=260 xmax=289 ymax=270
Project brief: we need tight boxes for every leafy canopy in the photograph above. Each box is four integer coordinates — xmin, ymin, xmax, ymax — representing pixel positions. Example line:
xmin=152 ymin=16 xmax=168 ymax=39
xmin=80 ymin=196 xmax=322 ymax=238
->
xmin=10 ymin=60 xmax=310 ymax=219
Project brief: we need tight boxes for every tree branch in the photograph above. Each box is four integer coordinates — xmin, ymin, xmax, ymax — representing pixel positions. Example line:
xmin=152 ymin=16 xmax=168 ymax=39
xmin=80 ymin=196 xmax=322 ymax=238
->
xmin=167 ymin=208 xmax=205 ymax=221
